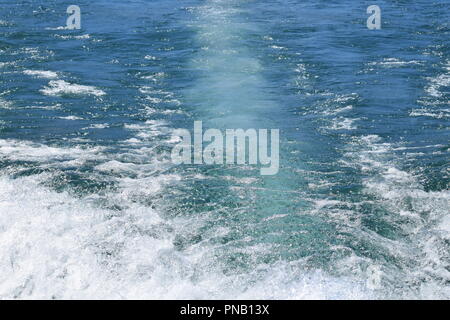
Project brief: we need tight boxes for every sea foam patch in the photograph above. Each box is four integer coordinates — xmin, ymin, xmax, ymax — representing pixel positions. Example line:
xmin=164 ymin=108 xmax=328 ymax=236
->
xmin=41 ymin=80 xmax=106 ymax=97
xmin=23 ymin=70 xmax=58 ymax=79
xmin=0 ymin=139 xmax=105 ymax=164
xmin=344 ymin=134 xmax=450 ymax=299
xmin=0 ymin=171 xmax=377 ymax=299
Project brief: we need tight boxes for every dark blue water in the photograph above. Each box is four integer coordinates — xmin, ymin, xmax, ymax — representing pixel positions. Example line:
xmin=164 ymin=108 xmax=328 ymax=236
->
xmin=0 ymin=0 xmax=448 ymax=299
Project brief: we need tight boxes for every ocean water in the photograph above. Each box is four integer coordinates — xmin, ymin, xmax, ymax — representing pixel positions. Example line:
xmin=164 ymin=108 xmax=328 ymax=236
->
xmin=0 ymin=0 xmax=449 ymax=299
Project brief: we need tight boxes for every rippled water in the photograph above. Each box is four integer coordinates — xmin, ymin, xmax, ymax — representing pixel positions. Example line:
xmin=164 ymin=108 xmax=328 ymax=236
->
xmin=0 ymin=0 xmax=449 ymax=299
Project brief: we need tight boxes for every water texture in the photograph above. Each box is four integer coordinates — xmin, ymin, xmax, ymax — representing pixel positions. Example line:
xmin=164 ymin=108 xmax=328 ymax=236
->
xmin=0 ymin=0 xmax=449 ymax=299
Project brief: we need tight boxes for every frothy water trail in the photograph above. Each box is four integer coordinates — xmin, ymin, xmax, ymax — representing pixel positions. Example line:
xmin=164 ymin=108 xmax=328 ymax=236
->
xmin=0 ymin=172 xmax=373 ymax=299
xmin=162 ymin=0 xmax=379 ymax=298
xmin=41 ymin=80 xmax=106 ymax=97
xmin=0 ymin=0 xmax=448 ymax=299
xmin=185 ymin=1 xmax=274 ymax=128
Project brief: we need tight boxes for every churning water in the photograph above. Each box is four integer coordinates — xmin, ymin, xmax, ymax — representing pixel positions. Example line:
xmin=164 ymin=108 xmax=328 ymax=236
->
xmin=0 ymin=0 xmax=449 ymax=299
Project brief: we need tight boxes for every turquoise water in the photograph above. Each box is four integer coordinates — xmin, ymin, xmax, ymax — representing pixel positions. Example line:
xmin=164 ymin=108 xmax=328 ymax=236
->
xmin=0 ymin=0 xmax=448 ymax=299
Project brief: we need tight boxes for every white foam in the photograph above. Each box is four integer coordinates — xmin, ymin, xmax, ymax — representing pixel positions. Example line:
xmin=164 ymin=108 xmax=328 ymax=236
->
xmin=425 ymin=60 xmax=450 ymax=98
xmin=426 ymin=74 xmax=450 ymax=98
xmin=328 ymin=118 xmax=357 ymax=130
xmin=368 ymin=58 xmax=422 ymax=68
xmin=0 ymin=139 xmax=105 ymax=164
xmin=409 ymin=108 xmax=449 ymax=119
xmin=0 ymin=172 xmax=375 ymax=299
xmin=41 ymin=80 xmax=106 ymax=97
xmin=344 ymin=135 xmax=450 ymax=299
xmin=141 ymin=72 xmax=166 ymax=82
xmin=0 ymin=174 xmax=170 ymax=299
xmin=86 ymin=123 xmax=109 ymax=129
xmin=124 ymin=120 xmax=169 ymax=136
xmin=54 ymin=34 xmax=91 ymax=40
xmin=23 ymin=70 xmax=58 ymax=79
xmin=21 ymin=47 xmax=54 ymax=60
xmin=0 ymin=98 xmax=13 ymax=110
xmin=59 ymin=116 xmax=83 ymax=121
xmin=45 ymin=26 xmax=68 ymax=30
